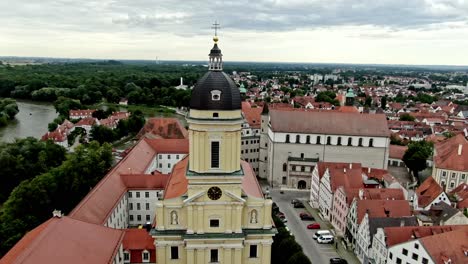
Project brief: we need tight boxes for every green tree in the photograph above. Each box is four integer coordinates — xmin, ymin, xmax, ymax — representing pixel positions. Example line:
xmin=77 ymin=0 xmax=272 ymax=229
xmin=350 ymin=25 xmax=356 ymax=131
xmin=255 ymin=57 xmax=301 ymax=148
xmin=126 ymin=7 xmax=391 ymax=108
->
xmin=381 ymin=96 xmax=387 ymax=109
xmin=399 ymin=113 xmax=415 ymax=121
xmin=48 ymin=122 xmax=58 ymax=132
xmin=286 ymin=252 xmax=312 ymax=264
xmin=90 ymin=125 xmax=116 ymax=144
xmin=403 ymin=141 xmax=433 ymax=181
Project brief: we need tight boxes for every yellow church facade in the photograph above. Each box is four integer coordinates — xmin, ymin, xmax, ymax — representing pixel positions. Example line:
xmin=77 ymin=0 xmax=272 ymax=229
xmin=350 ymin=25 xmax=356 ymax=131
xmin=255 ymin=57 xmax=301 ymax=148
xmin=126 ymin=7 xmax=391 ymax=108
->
xmin=152 ymin=36 xmax=275 ymax=264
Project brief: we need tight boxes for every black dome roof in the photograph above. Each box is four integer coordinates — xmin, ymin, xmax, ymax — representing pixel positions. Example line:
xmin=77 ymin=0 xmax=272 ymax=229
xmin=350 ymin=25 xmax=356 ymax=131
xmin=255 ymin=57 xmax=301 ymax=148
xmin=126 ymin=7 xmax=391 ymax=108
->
xmin=190 ymin=71 xmax=241 ymax=110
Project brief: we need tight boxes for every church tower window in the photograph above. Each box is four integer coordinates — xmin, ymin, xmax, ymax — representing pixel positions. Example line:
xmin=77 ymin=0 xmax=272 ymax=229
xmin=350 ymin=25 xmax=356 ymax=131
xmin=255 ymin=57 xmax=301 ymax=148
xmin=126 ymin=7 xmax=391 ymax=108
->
xmin=348 ymin=137 xmax=353 ymax=146
xmin=285 ymin=134 xmax=290 ymax=143
xmin=211 ymin=141 xmax=220 ymax=168
xmin=337 ymin=137 xmax=342 ymax=145
xmin=211 ymin=249 xmax=219 ymax=262
xmin=296 ymin=135 xmax=300 ymax=143
xmin=369 ymin=138 xmax=374 ymax=147
xmin=327 ymin=136 xmax=331 ymax=145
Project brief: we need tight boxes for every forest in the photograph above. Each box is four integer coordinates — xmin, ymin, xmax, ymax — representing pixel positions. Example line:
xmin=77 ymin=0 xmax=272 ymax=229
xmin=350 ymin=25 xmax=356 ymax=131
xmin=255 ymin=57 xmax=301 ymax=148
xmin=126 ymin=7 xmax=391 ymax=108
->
xmin=0 ymin=62 xmax=198 ymax=107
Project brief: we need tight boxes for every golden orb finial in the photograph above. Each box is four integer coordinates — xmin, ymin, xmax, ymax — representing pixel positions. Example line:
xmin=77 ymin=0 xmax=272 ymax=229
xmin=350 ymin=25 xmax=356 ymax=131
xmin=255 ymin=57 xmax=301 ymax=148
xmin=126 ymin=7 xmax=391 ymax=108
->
xmin=213 ymin=36 xmax=219 ymax=43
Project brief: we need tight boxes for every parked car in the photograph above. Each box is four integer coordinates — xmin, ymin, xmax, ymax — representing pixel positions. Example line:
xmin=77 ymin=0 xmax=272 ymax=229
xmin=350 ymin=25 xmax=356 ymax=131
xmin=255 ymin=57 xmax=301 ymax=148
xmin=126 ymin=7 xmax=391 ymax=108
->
xmin=313 ymin=230 xmax=331 ymax=240
xmin=307 ymin=223 xmax=321 ymax=229
xmin=293 ymin=201 xmax=305 ymax=208
xmin=317 ymin=235 xmax=334 ymax=244
xmin=330 ymin=258 xmax=348 ymax=264
xmin=300 ymin=214 xmax=315 ymax=221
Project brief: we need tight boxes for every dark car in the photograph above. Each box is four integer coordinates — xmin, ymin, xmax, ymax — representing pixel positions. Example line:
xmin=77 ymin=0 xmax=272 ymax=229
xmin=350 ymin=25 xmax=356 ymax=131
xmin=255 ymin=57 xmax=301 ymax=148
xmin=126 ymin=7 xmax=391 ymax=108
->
xmin=300 ymin=214 xmax=315 ymax=221
xmin=293 ymin=201 xmax=305 ymax=208
xmin=330 ymin=258 xmax=348 ymax=264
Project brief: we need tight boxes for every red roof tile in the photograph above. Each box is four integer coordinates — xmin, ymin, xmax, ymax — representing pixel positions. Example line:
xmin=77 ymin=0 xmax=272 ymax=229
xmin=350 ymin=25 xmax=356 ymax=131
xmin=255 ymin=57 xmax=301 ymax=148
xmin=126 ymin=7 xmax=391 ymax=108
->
xmin=242 ymin=102 xmax=263 ymax=128
xmin=329 ymin=166 xmax=364 ymax=192
xmin=144 ymin=138 xmax=189 ymax=154
xmin=419 ymin=227 xmax=468 ymax=264
xmin=120 ymin=173 xmax=169 ymax=190
xmin=363 ymin=167 xmax=392 ymax=181
xmin=356 ymin=199 xmax=411 ymax=224
xmin=434 ymin=134 xmax=468 ymax=171
xmin=1 ymin=216 xmax=124 ymax=264
xmin=70 ymin=139 xmax=156 ymax=225
xmin=389 ymin=145 xmax=407 ymax=160
xmin=137 ymin=118 xmax=188 ymax=139
xmin=384 ymin=225 xmax=466 ymax=247
xmin=336 ymin=106 xmax=360 ymax=113
xmin=269 ymin=110 xmax=390 ymax=137
xmin=360 ymin=188 xmax=405 ymax=200
xmin=75 ymin=117 xmax=97 ymax=126
xmin=415 ymin=177 xmax=443 ymax=208
xmin=123 ymin=229 xmax=155 ymax=250
xmin=448 ymin=183 xmax=468 ymax=209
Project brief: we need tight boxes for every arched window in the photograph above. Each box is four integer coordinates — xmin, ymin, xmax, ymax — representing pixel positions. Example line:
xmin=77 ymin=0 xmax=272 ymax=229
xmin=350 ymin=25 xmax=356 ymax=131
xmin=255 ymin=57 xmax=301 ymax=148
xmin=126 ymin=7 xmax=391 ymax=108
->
xmin=286 ymin=134 xmax=290 ymax=143
xmin=337 ymin=137 xmax=342 ymax=146
xmin=358 ymin=138 xmax=363 ymax=147
xmin=369 ymin=138 xmax=374 ymax=147
xmin=306 ymin=135 xmax=311 ymax=144
xmin=327 ymin=136 xmax=331 ymax=145
xmin=283 ymin=163 xmax=287 ymax=171
xmin=316 ymin=136 xmax=321 ymax=144
xmin=348 ymin=137 xmax=353 ymax=146
xmin=296 ymin=135 xmax=300 ymax=143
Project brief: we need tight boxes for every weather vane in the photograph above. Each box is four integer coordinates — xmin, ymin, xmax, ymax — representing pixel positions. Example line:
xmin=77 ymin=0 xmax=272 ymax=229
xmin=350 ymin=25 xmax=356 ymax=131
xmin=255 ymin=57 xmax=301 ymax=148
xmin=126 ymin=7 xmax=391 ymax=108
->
xmin=211 ymin=21 xmax=221 ymax=37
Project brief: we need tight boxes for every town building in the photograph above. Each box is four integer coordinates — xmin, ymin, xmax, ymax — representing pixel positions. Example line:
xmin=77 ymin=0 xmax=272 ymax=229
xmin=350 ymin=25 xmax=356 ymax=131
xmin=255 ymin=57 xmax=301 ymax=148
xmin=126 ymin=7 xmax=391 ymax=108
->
xmin=432 ymin=134 xmax=468 ymax=191
xmin=152 ymin=36 xmax=275 ymax=264
xmin=240 ymin=102 xmax=262 ymax=175
xmin=413 ymin=177 xmax=450 ymax=210
xmin=69 ymin=109 xmax=96 ymax=120
xmin=414 ymin=202 xmax=468 ymax=226
xmin=259 ymin=110 xmax=390 ymax=188
xmin=448 ymin=183 xmax=468 ymax=210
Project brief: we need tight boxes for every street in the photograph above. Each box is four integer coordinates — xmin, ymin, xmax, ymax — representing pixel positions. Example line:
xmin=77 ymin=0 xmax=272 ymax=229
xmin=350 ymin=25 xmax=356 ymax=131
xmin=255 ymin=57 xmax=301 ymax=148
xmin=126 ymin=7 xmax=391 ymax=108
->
xmin=270 ymin=189 xmax=359 ymax=264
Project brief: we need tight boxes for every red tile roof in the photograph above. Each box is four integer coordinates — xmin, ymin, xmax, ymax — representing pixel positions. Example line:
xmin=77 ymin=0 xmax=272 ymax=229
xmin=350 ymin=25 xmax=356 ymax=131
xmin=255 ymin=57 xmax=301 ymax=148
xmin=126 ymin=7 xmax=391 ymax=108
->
xmin=137 ymin=118 xmax=188 ymax=139
xmin=420 ymin=227 xmax=468 ymax=264
xmin=336 ymin=106 xmax=360 ymax=113
xmin=356 ymin=199 xmax=411 ymax=224
xmin=360 ymin=188 xmax=405 ymax=200
xmin=316 ymin=162 xmax=362 ymax=180
xmin=69 ymin=109 xmax=95 ymax=117
xmin=70 ymin=139 xmax=156 ymax=225
xmin=75 ymin=117 xmax=97 ymax=126
xmin=363 ymin=167 xmax=392 ymax=181
xmin=448 ymin=183 xmax=468 ymax=209
xmin=269 ymin=110 xmax=390 ymax=137
xmin=434 ymin=134 xmax=468 ymax=171
xmin=329 ymin=166 xmax=364 ymax=192
xmin=242 ymin=102 xmax=263 ymax=128
xmin=384 ymin=225 xmax=466 ymax=247
xmin=415 ymin=177 xmax=443 ymax=208
xmin=163 ymin=158 xmax=263 ymax=200
xmin=123 ymin=229 xmax=155 ymax=250
xmin=144 ymin=138 xmax=189 ymax=154
xmin=1 ymin=216 xmax=124 ymax=264
xmin=120 ymin=173 xmax=169 ymax=190
xmin=389 ymin=145 xmax=407 ymax=160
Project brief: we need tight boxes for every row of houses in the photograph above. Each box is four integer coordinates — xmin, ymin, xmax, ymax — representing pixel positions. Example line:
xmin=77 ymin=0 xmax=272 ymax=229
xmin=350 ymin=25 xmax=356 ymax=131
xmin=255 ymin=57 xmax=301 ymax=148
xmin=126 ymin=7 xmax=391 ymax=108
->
xmin=308 ymin=160 xmax=468 ymax=264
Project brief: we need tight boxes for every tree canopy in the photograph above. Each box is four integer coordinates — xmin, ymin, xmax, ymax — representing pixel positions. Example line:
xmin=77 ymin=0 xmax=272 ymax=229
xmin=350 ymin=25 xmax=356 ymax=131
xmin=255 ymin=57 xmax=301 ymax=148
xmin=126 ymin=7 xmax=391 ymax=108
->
xmin=0 ymin=98 xmax=19 ymax=126
xmin=403 ymin=140 xmax=433 ymax=181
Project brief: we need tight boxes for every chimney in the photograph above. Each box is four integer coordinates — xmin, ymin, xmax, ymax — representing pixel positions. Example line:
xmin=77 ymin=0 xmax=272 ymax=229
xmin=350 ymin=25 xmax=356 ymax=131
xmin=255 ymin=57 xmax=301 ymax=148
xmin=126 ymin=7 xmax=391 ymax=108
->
xmin=344 ymin=168 xmax=347 ymax=173
xmin=368 ymin=167 xmax=371 ymax=174
xmin=349 ymin=163 xmax=352 ymax=169
xmin=52 ymin=210 xmax=62 ymax=218
xmin=359 ymin=189 xmax=364 ymax=199
xmin=458 ymin=144 xmax=463 ymax=156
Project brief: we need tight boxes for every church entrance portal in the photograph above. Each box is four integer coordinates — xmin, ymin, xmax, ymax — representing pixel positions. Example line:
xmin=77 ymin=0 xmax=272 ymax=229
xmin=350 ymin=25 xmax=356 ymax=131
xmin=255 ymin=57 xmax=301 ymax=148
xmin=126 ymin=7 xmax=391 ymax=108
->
xmin=298 ymin=180 xmax=306 ymax=189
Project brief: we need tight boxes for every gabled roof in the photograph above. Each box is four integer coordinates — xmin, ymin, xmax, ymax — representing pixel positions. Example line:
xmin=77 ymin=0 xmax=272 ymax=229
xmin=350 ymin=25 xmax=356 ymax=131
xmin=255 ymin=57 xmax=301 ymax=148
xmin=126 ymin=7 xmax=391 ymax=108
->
xmin=367 ymin=217 xmax=418 ymax=245
xmin=389 ymin=145 xmax=407 ymax=160
xmin=136 ymin=118 xmax=188 ymax=139
xmin=1 ymin=216 xmax=124 ymax=264
xmin=434 ymin=134 xmax=468 ymax=171
xmin=360 ymin=188 xmax=405 ymax=200
xmin=120 ymin=173 xmax=169 ymax=190
xmin=419 ymin=227 xmax=468 ymax=264
xmin=242 ymin=102 xmax=263 ymax=128
xmin=75 ymin=117 xmax=97 ymax=126
xmin=69 ymin=139 xmax=157 ymax=225
xmin=449 ymin=183 xmax=468 ymax=209
xmin=144 ymin=138 xmax=189 ymax=154
xmin=415 ymin=177 xmax=444 ymax=208
xmin=123 ymin=229 xmax=155 ymax=250
xmin=356 ymin=199 xmax=411 ymax=224
xmin=316 ymin=162 xmax=362 ymax=180
xmin=269 ymin=110 xmax=390 ymax=137
xmin=383 ymin=225 xmax=466 ymax=247
xmin=329 ymin=166 xmax=363 ymax=192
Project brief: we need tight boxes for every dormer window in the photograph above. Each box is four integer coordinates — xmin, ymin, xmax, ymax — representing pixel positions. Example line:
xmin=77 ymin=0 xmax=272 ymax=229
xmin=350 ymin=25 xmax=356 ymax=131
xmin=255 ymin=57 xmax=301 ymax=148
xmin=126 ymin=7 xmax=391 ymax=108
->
xmin=211 ymin=90 xmax=221 ymax=101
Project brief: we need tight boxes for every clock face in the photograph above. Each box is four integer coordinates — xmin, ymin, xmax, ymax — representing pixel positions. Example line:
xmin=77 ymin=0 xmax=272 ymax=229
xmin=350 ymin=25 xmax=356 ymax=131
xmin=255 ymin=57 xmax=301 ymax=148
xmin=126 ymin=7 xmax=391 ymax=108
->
xmin=207 ymin=186 xmax=222 ymax=200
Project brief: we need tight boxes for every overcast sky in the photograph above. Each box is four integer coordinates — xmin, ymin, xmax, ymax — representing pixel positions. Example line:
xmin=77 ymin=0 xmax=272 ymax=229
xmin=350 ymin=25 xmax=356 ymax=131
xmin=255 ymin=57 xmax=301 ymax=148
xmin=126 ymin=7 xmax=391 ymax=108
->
xmin=2 ymin=0 xmax=468 ymax=65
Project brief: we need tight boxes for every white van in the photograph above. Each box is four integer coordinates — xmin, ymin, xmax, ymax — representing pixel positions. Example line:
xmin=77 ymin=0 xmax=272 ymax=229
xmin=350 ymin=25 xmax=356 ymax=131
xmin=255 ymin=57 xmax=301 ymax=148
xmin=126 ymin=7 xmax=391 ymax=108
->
xmin=317 ymin=235 xmax=334 ymax=244
xmin=313 ymin=230 xmax=331 ymax=240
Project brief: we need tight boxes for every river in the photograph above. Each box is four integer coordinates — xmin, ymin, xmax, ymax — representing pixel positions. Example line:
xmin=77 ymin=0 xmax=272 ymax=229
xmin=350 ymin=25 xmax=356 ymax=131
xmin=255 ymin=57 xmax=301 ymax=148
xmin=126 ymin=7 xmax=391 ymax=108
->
xmin=0 ymin=100 xmax=58 ymax=143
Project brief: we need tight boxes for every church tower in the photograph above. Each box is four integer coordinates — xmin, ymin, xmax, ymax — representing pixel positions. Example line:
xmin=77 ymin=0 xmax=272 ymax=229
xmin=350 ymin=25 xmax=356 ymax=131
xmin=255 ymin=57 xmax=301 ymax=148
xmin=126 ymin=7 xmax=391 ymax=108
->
xmin=345 ymin=87 xmax=356 ymax=106
xmin=153 ymin=30 xmax=275 ymax=264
